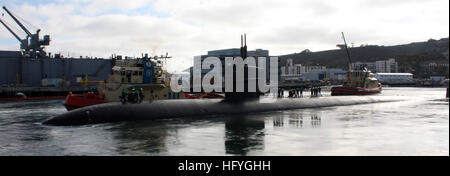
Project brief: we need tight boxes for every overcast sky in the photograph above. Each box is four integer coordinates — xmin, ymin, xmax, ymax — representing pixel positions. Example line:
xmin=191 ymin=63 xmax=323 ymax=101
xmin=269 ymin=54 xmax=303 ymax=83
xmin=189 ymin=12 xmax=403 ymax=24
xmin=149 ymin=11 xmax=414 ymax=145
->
xmin=0 ymin=0 xmax=448 ymax=71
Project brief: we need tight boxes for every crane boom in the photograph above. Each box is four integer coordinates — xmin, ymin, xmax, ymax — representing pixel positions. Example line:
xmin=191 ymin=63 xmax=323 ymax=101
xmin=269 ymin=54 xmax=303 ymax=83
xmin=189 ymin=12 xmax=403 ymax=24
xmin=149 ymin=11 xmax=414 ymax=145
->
xmin=2 ymin=6 xmax=32 ymax=36
xmin=0 ymin=19 xmax=22 ymax=41
xmin=341 ymin=32 xmax=353 ymax=71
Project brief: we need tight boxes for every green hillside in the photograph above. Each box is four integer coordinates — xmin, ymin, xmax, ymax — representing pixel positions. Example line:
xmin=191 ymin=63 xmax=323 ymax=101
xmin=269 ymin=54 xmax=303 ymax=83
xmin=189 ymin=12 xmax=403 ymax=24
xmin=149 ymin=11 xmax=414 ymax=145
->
xmin=279 ymin=37 xmax=449 ymax=78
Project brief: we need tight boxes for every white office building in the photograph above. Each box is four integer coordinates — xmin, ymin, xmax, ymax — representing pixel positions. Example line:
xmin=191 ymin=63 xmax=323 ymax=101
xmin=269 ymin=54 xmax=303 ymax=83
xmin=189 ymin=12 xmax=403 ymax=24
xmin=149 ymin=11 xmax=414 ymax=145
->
xmin=350 ymin=58 xmax=398 ymax=73
xmin=281 ymin=59 xmax=346 ymax=81
xmin=374 ymin=73 xmax=413 ymax=84
xmin=376 ymin=58 xmax=398 ymax=73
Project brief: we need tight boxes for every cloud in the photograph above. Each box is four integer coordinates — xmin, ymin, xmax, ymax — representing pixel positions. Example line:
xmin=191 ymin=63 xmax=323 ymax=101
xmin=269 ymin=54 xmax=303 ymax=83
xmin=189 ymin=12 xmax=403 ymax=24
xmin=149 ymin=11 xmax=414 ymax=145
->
xmin=359 ymin=0 xmax=442 ymax=8
xmin=0 ymin=0 xmax=448 ymax=71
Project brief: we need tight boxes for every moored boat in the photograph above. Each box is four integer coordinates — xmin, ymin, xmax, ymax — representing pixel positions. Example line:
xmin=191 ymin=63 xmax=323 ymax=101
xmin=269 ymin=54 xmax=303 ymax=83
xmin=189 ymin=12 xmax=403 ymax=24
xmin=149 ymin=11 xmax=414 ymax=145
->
xmin=331 ymin=67 xmax=382 ymax=96
xmin=331 ymin=32 xmax=382 ymax=96
xmin=63 ymin=54 xmax=187 ymax=111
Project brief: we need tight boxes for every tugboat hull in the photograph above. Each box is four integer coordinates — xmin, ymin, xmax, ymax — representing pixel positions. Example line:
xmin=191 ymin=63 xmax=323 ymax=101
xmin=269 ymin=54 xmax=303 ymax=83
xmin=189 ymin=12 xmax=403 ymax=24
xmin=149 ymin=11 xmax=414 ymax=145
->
xmin=63 ymin=92 xmax=105 ymax=111
xmin=331 ymin=86 xmax=382 ymax=96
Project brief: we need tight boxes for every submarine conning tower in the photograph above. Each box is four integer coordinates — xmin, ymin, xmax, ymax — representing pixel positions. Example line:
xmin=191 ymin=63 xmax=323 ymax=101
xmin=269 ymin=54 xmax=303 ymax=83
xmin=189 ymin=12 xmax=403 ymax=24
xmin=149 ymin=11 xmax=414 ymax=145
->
xmin=223 ymin=34 xmax=263 ymax=102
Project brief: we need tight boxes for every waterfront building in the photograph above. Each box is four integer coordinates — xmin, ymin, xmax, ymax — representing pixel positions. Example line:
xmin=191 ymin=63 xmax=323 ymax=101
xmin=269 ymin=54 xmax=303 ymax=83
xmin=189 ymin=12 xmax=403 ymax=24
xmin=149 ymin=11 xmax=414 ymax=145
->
xmin=351 ymin=58 xmax=398 ymax=73
xmin=280 ymin=59 xmax=346 ymax=81
xmin=374 ymin=73 xmax=414 ymax=84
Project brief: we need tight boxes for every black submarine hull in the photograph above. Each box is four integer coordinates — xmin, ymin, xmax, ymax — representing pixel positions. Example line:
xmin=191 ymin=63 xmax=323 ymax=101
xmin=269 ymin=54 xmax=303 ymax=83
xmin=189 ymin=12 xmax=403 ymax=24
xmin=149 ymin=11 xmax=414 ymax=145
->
xmin=43 ymin=96 xmax=404 ymax=126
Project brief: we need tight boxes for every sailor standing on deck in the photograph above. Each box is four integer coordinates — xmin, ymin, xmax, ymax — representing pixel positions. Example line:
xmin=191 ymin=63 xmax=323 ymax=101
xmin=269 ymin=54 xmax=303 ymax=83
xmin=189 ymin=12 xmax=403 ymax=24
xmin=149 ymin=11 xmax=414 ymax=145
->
xmin=278 ymin=88 xmax=281 ymax=97
xmin=120 ymin=89 xmax=127 ymax=104
xmin=138 ymin=88 xmax=144 ymax=103
xmin=300 ymin=87 xmax=303 ymax=97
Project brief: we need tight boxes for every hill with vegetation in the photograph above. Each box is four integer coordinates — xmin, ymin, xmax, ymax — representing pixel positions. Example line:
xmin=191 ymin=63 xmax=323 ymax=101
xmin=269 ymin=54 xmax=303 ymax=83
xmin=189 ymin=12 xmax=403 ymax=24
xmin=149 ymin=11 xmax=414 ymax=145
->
xmin=279 ymin=37 xmax=449 ymax=78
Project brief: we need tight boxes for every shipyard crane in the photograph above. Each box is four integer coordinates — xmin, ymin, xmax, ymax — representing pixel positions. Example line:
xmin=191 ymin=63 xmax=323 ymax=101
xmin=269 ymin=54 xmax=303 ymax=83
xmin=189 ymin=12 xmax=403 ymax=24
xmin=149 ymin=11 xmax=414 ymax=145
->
xmin=0 ymin=6 xmax=50 ymax=58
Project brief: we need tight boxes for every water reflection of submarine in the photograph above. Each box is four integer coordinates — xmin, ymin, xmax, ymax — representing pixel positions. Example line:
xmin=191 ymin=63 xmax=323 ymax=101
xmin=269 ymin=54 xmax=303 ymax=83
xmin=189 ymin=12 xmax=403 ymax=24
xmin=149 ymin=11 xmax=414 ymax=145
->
xmin=225 ymin=117 xmax=265 ymax=155
xmin=43 ymin=96 xmax=403 ymax=126
xmin=274 ymin=112 xmax=321 ymax=128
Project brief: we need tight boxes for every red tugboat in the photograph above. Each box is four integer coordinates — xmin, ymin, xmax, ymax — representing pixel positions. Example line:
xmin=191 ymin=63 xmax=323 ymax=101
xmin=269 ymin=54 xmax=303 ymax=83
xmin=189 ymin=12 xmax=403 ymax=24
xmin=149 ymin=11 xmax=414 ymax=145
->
xmin=63 ymin=91 xmax=105 ymax=111
xmin=331 ymin=67 xmax=382 ymax=96
xmin=331 ymin=32 xmax=382 ymax=96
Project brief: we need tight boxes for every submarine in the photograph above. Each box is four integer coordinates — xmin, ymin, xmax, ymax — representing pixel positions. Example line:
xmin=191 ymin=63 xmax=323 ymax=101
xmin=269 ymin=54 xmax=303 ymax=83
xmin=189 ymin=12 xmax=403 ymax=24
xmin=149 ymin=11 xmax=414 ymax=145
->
xmin=43 ymin=34 xmax=405 ymax=126
xmin=43 ymin=96 xmax=405 ymax=126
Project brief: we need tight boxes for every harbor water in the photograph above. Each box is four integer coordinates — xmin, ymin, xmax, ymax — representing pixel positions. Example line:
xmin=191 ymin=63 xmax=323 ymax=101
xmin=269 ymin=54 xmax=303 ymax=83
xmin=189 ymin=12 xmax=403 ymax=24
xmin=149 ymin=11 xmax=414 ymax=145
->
xmin=0 ymin=87 xmax=448 ymax=155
